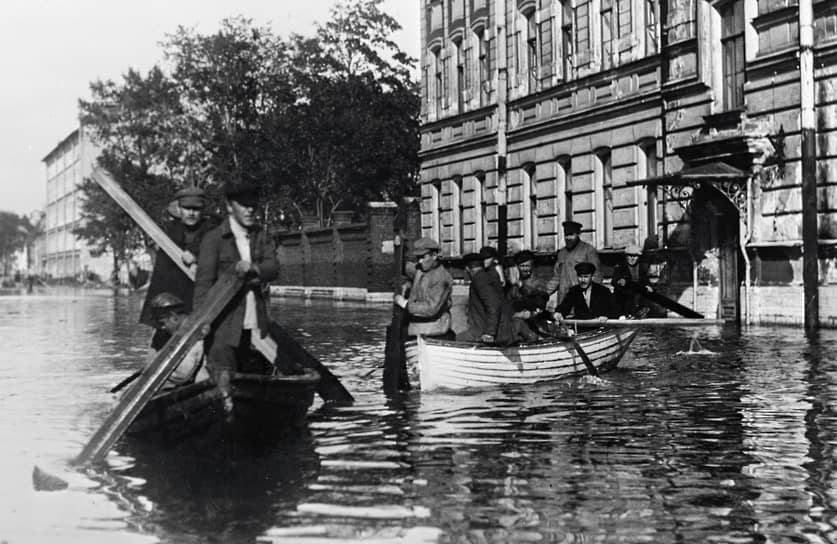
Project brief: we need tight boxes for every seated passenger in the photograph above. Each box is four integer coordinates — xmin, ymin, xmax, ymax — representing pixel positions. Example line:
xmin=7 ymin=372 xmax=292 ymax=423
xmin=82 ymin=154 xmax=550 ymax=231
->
xmin=148 ymin=292 xmax=210 ymax=390
xmin=507 ymin=250 xmax=549 ymax=310
xmin=554 ymin=262 xmax=619 ymax=322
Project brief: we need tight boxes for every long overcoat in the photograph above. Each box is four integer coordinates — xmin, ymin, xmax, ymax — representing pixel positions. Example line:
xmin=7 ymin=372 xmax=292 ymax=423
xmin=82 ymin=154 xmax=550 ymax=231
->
xmin=193 ymin=218 xmax=279 ymax=347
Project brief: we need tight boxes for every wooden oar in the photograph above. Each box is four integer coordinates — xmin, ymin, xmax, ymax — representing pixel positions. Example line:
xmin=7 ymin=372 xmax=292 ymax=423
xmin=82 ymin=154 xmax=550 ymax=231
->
xmin=568 ymin=335 xmax=599 ymax=377
xmin=74 ymin=273 xmax=243 ymax=466
xmin=91 ymin=168 xmax=352 ymax=404
xmin=563 ymin=318 xmax=725 ymax=327
xmin=109 ymin=369 xmax=142 ymax=394
xmin=639 ymin=289 xmax=704 ymax=318
xmin=382 ymin=240 xmax=408 ymax=394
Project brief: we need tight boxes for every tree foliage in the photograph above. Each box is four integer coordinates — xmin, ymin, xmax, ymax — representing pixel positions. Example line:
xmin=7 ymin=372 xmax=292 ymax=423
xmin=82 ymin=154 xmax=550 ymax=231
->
xmin=76 ymin=0 xmax=419 ymax=259
xmin=0 ymin=211 xmax=27 ymax=275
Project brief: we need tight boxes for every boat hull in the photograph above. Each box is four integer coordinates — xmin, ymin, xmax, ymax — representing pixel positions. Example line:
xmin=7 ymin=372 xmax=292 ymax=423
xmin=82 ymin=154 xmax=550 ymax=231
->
xmin=127 ymin=369 xmax=320 ymax=442
xmin=406 ymin=328 xmax=637 ymax=391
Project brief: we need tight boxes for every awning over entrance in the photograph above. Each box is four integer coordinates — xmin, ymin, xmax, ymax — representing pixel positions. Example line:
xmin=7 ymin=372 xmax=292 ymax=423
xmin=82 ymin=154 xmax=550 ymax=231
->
xmin=625 ymin=161 xmax=748 ymax=188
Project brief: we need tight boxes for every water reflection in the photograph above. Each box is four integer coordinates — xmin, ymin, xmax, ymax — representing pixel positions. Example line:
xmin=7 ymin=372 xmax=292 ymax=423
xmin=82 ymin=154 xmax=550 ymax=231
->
xmin=4 ymin=294 xmax=837 ymax=543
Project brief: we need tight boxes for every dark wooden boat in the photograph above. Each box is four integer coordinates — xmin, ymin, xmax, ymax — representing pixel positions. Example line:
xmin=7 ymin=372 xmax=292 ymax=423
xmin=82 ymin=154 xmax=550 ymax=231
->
xmin=127 ymin=368 xmax=320 ymax=442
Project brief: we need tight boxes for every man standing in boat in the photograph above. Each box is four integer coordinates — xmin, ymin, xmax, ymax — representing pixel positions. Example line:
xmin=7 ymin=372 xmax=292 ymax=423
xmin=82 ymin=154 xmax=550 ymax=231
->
xmin=457 ymin=252 xmax=505 ymax=343
xmin=394 ymin=237 xmax=454 ymax=340
xmin=193 ymin=182 xmax=279 ymax=401
xmin=544 ymin=220 xmax=602 ymax=309
xmin=139 ymin=186 xmax=216 ymax=350
xmin=554 ymin=262 xmax=618 ymax=321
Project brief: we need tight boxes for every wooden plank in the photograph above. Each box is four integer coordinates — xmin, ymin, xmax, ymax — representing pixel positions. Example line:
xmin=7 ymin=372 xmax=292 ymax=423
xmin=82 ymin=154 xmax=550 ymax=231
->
xmin=74 ymin=273 xmax=244 ymax=466
xmin=563 ymin=318 xmax=724 ymax=327
xmin=90 ymin=168 xmax=191 ymax=278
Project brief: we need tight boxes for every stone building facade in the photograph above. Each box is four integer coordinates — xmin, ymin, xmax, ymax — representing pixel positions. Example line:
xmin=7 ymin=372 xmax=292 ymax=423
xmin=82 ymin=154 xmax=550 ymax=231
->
xmin=418 ymin=0 xmax=837 ymax=326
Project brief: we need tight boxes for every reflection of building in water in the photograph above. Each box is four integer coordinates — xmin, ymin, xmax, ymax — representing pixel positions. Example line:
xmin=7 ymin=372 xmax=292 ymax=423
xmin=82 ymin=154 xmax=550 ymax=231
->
xmin=418 ymin=0 xmax=837 ymax=326
xmin=41 ymin=126 xmax=113 ymax=282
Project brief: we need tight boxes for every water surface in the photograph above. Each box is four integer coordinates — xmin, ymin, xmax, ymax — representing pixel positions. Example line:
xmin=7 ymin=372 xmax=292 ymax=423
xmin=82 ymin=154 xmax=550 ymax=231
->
xmin=1 ymin=292 xmax=836 ymax=543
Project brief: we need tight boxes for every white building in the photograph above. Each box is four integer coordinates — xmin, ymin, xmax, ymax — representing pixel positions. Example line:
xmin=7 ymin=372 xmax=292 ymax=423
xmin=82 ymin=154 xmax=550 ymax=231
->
xmin=42 ymin=127 xmax=113 ymax=282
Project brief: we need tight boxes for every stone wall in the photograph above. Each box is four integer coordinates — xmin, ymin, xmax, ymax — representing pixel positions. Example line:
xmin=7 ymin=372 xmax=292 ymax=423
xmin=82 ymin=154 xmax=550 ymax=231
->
xmin=273 ymin=201 xmax=421 ymax=295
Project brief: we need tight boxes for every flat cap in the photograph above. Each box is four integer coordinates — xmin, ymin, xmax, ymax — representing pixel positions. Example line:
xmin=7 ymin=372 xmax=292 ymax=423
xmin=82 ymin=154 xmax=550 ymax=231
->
xmin=562 ymin=220 xmax=583 ymax=234
xmin=624 ymin=243 xmax=642 ymax=256
xmin=514 ymin=250 xmax=535 ymax=264
xmin=224 ymin=182 xmax=260 ymax=207
xmin=412 ymin=237 xmax=440 ymax=256
xmin=150 ymin=292 xmax=185 ymax=321
xmin=574 ymin=261 xmax=596 ymax=275
xmin=175 ymin=186 xmax=205 ymax=208
xmin=462 ymin=252 xmax=482 ymax=267
xmin=478 ymin=246 xmax=498 ymax=260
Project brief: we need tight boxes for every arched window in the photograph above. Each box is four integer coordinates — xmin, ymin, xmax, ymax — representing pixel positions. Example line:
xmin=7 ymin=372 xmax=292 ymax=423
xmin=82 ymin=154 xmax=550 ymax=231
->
xmin=720 ymin=0 xmax=745 ymax=110
xmin=522 ymin=164 xmax=538 ymax=249
xmin=595 ymin=149 xmax=614 ymax=248
xmin=451 ymin=176 xmax=464 ymax=255
xmin=637 ymin=140 xmax=658 ymax=244
xmin=557 ymin=155 xmax=572 ymax=240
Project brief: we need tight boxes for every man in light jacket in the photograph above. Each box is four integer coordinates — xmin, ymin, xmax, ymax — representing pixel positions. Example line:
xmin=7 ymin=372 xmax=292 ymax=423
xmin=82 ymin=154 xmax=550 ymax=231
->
xmin=545 ymin=220 xmax=602 ymax=307
xmin=394 ymin=237 xmax=453 ymax=339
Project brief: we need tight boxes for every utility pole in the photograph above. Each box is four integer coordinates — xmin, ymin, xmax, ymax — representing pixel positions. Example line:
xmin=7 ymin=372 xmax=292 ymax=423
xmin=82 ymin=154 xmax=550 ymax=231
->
xmin=799 ymin=0 xmax=819 ymax=331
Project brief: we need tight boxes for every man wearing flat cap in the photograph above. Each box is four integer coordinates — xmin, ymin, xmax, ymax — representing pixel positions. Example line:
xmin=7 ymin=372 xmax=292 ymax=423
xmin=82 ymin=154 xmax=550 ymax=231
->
xmin=193 ymin=181 xmax=279 ymax=398
xmin=545 ymin=220 xmax=602 ymax=308
xmin=139 ymin=184 xmax=216 ymax=349
xmin=394 ymin=236 xmax=453 ymax=339
xmin=554 ymin=261 xmax=618 ymax=321
xmin=612 ymin=243 xmax=652 ymax=316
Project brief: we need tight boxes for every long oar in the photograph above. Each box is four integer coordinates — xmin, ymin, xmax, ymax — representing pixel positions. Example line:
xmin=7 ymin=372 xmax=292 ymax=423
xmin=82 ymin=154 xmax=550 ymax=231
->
xmin=637 ymin=288 xmax=703 ymax=318
xmin=91 ymin=168 xmax=352 ymax=404
xmin=109 ymin=369 xmax=142 ymax=394
xmin=382 ymin=240 xmax=408 ymax=394
xmin=74 ymin=273 xmax=243 ymax=466
xmin=569 ymin=334 xmax=599 ymax=377
xmin=562 ymin=317 xmax=725 ymax=327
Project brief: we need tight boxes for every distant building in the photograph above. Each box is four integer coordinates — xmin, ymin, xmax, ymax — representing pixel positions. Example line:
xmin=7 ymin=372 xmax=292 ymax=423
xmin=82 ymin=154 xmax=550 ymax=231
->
xmin=418 ymin=0 xmax=837 ymax=326
xmin=41 ymin=127 xmax=113 ymax=282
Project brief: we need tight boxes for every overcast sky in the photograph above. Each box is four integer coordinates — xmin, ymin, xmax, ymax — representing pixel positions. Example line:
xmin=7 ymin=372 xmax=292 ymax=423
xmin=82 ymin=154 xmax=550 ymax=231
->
xmin=0 ymin=0 xmax=419 ymax=216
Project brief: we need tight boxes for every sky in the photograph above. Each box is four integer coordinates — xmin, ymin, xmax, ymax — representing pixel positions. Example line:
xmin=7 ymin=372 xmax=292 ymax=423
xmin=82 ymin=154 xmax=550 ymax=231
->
xmin=0 ymin=0 xmax=419 ymax=217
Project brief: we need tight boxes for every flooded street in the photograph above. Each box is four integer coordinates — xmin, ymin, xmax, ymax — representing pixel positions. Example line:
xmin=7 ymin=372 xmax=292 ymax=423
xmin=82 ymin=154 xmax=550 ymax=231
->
xmin=2 ymin=292 xmax=837 ymax=543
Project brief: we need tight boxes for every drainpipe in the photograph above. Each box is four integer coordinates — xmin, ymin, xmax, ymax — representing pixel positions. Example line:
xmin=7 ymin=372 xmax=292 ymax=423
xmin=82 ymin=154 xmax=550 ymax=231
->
xmin=495 ymin=0 xmax=509 ymax=257
xmin=740 ymin=174 xmax=753 ymax=326
xmin=799 ymin=0 xmax=819 ymax=331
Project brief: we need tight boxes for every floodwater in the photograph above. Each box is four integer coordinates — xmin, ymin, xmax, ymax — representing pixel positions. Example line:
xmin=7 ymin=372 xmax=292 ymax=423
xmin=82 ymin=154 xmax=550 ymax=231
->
xmin=2 ymin=291 xmax=837 ymax=543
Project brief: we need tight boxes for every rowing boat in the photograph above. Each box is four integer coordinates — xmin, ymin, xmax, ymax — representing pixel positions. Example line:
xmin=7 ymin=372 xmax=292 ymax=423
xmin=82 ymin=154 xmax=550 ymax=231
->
xmin=405 ymin=327 xmax=637 ymax=391
xmin=127 ymin=368 xmax=320 ymax=442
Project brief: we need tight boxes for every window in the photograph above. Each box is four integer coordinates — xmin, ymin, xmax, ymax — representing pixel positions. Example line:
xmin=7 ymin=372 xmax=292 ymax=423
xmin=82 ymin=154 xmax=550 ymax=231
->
xmin=456 ymin=42 xmax=465 ymax=112
xmin=637 ymin=142 xmax=658 ymax=241
xmin=433 ymin=50 xmax=443 ymax=115
xmin=539 ymin=13 xmax=554 ymax=84
xmin=574 ymin=1 xmax=591 ymax=72
xmin=441 ymin=56 xmax=451 ymax=111
xmin=430 ymin=180 xmax=442 ymax=242
xmin=645 ymin=0 xmax=659 ymax=55
xmin=452 ymin=177 xmax=464 ymax=255
xmin=477 ymin=30 xmax=491 ymax=105
xmin=601 ymin=0 xmax=614 ymax=69
xmin=720 ymin=0 xmax=745 ymax=110
xmin=595 ymin=150 xmax=614 ymax=248
xmin=525 ymin=11 xmax=539 ymax=90
xmin=561 ymin=1 xmax=573 ymax=79
xmin=560 ymin=156 xmax=573 ymax=225
xmin=476 ymin=172 xmax=487 ymax=247
xmin=523 ymin=165 xmax=538 ymax=249
xmin=617 ymin=0 xmax=633 ymax=63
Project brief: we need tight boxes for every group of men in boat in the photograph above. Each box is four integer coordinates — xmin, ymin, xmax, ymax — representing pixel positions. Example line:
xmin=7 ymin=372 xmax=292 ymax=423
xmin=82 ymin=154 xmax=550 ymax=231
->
xmin=394 ymin=219 xmax=653 ymax=346
xmin=138 ymin=182 xmax=281 ymax=404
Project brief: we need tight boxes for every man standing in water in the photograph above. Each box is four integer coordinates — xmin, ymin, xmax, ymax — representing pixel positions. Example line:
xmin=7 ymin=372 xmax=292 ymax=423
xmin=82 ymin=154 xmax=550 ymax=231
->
xmin=545 ymin=220 xmax=602 ymax=308
xmin=139 ymin=186 xmax=215 ymax=350
xmin=194 ymin=182 xmax=279 ymax=400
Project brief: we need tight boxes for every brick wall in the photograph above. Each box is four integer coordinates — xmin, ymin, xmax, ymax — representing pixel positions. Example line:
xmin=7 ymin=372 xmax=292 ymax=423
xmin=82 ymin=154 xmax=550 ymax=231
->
xmin=273 ymin=201 xmax=420 ymax=292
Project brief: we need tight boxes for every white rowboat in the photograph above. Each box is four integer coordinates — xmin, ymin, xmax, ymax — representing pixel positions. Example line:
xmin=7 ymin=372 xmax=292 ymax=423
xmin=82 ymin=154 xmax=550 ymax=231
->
xmin=405 ymin=327 xmax=638 ymax=391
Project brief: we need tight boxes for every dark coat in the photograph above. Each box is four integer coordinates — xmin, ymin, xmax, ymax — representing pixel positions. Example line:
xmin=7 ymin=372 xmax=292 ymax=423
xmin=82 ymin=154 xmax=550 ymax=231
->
xmin=139 ymin=218 xmax=216 ymax=330
xmin=463 ymin=268 xmax=505 ymax=340
xmin=193 ymin=217 xmax=279 ymax=348
xmin=612 ymin=260 xmax=651 ymax=315
xmin=555 ymin=282 xmax=618 ymax=319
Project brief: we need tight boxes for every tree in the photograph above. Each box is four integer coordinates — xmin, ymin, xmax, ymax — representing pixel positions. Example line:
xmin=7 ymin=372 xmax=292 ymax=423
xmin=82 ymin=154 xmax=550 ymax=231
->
xmin=0 ymin=211 xmax=26 ymax=277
